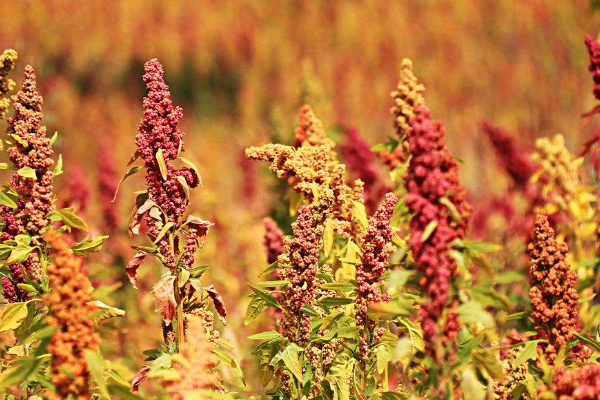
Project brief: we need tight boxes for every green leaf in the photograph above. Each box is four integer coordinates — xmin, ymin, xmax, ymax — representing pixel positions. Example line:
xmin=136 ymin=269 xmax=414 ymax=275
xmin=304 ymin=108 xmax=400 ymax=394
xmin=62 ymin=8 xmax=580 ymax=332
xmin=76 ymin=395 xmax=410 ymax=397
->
xmin=249 ymin=284 xmax=282 ymax=310
xmin=440 ymin=197 xmax=461 ymax=221
xmin=506 ymin=311 xmax=529 ymax=321
xmin=248 ymin=330 xmax=284 ymax=340
xmin=399 ymin=317 xmax=424 ymax=353
xmin=71 ymin=235 xmax=109 ymax=256
xmin=323 ymin=218 xmax=334 ymax=257
xmin=259 ymin=260 xmax=279 ymax=278
xmin=421 ymin=221 xmax=438 ymax=242
xmin=17 ymin=167 xmax=36 ymax=179
xmin=0 ymin=302 xmax=29 ymax=333
xmin=50 ymin=208 xmax=89 ymax=232
xmin=318 ymin=297 xmax=354 ymax=307
xmin=461 ymin=368 xmax=486 ymax=400
xmin=154 ymin=222 xmax=174 ymax=244
xmin=457 ymin=301 xmax=495 ymax=328
xmin=574 ymin=332 xmax=600 ymax=353
xmin=112 ymin=165 xmax=144 ymax=202
xmin=353 ymin=201 xmax=368 ymax=228
xmin=156 ymin=149 xmax=168 ymax=181
xmin=471 ymin=285 xmax=512 ymax=311
xmin=275 ymin=343 xmax=303 ymax=381
xmin=321 ymin=282 xmax=355 ymax=292
xmin=6 ymin=245 xmax=34 ymax=265
xmin=514 ymin=340 xmax=541 ymax=367
xmin=85 ymin=350 xmax=109 ymax=399
xmin=89 ymin=300 xmax=126 ymax=323
xmin=54 ymin=154 xmax=63 ymax=176
xmin=10 ymin=134 xmax=28 ymax=148
xmin=50 ymin=131 xmax=58 ymax=145
xmin=178 ymin=156 xmax=202 ymax=186
xmin=255 ymin=280 xmax=290 ymax=288
xmin=0 ymin=189 xmax=17 ymax=208
xmin=374 ymin=345 xmax=391 ymax=374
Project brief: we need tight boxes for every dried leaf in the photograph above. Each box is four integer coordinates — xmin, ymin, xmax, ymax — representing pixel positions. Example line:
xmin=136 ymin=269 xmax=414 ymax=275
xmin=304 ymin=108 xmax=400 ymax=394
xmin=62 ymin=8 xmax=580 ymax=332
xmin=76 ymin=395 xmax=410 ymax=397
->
xmin=129 ymin=199 xmax=156 ymax=237
xmin=152 ymin=275 xmax=177 ymax=325
xmin=206 ymin=284 xmax=227 ymax=325
xmin=126 ymin=251 xmax=147 ymax=289
xmin=130 ymin=365 xmax=150 ymax=394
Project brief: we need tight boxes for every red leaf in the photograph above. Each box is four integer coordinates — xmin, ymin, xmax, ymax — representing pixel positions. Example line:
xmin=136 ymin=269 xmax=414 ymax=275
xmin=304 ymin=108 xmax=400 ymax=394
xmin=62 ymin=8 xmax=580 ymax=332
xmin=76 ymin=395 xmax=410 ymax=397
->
xmin=129 ymin=199 xmax=156 ymax=237
xmin=130 ymin=364 xmax=150 ymax=394
xmin=152 ymin=275 xmax=177 ymax=325
xmin=206 ymin=284 xmax=227 ymax=325
xmin=186 ymin=215 xmax=214 ymax=246
xmin=126 ymin=251 xmax=147 ymax=289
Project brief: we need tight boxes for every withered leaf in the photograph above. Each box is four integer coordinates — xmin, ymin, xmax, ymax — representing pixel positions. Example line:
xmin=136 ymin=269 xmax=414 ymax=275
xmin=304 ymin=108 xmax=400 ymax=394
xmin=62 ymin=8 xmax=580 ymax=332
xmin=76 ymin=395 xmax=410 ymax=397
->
xmin=126 ymin=251 xmax=147 ymax=289
xmin=129 ymin=199 xmax=156 ymax=237
xmin=206 ymin=284 xmax=227 ymax=325
xmin=130 ymin=364 xmax=150 ymax=394
xmin=152 ymin=275 xmax=177 ymax=325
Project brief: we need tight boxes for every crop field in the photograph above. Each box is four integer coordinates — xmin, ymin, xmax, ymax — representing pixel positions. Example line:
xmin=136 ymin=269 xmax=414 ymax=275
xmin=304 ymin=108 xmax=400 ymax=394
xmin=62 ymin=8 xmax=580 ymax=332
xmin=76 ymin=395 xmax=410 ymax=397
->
xmin=2 ymin=1 xmax=600 ymax=399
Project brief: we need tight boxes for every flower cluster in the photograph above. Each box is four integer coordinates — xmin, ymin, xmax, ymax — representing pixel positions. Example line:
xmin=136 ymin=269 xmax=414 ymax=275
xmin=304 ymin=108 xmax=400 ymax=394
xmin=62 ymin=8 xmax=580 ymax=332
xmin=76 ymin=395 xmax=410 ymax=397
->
xmin=491 ymin=347 xmax=531 ymax=400
xmin=246 ymin=110 xmax=364 ymax=240
xmin=43 ymin=229 xmax=99 ymax=400
xmin=585 ymin=34 xmax=600 ymax=101
xmin=528 ymin=214 xmax=579 ymax=363
xmin=542 ymin=364 xmax=600 ymax=399
xmin=5 ymin=65 xmax=55 ymax=245
xmin=135 ymin=58 xmax=199 ymax=225
xmin=163 ymin=316 xmax=222 ymax=399
xmin=405 ymin=105 xmax=472 ymax=353
xmin=481 ymin=121 xmax=537 ymax=192
xmin=379 ymin=58 xmax=425 ymax=168
xmin=276 ymin=206 xmax=322 ymax=342
xmin=293 ymin=104 xmax=336 ymax=152
xmin=263 ymin=217 xmax=284 ymax=264
xmin=355 ymin=192 xmax=397 ymax=328
xmin=0 ymin=49 xmax=17 ymax=120
xmin=97 ymin=140 xmax=119 ymax=233
xmin=532 ymin=135 xmax=582 ymax=214
xmin=134 ymin=59 xmax=201 ymax=270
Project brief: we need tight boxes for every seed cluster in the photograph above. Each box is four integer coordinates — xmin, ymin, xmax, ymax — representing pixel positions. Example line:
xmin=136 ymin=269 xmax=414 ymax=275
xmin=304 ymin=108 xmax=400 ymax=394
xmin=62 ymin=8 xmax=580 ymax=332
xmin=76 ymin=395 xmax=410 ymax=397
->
xmin=0 ymin=49 xmax=17 ymax=120
xmin=44 ymin=229 xmax=99 ymax=400
xmin=585 ymin=34 xmax=600 ymax=101
xmin=405 ymin=105 xmax=472 ymax=352
xmin=542 ymin=364 xmax=600 ymax=399
xmin=528 ymin=214 xmax=579 ymax=363
xmin=263 ymin=217 xmax=284 ymax=264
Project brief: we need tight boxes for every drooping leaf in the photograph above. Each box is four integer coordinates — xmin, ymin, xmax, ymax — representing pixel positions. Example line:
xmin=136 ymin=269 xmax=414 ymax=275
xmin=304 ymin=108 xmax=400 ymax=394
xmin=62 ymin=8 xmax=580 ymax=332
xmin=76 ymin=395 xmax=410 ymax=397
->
xmin=178 ymin=156 xmax=202 ymax=186
xmin=130 ymin=365 xmax=150 ymax=394
xmin=129 ymin=199 xmax=156 ymax=236
xmin=151 ymin=275 xmax=177 ymax=325
xmin=185 ymin=215 xmax=214 ymax=246
xmin=112 ymin=165 xmax=144 ymax=202
xmin=126 ymin=251 xmax=147 ymax=288
xmin=206 ymin=284 xmax=227 ymax=324
xmin=249 ymin=284 xmax=282 ymax=310
xmin=71 ymin=235 xmax=109 ymax=256
xmin=156 ymin=149 xmax=168 ymax=180
xmin=89 ymin=300 xmax=126 ymax=323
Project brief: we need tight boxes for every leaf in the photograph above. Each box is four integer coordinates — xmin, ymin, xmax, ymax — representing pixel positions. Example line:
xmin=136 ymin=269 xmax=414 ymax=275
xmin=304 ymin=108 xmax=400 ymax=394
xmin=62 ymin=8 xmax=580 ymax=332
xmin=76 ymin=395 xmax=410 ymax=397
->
xmin=471 ymin=285 xmax=512 ymax=311
xmin=353 ymin=201 xmax=368 ymax=228
xmin=11 ymin=134 xmax=28 ymax=148
xmin=318 ymin=297 xmax=354 ymax=307
xmin=574 ymin=332 xmax=600 ymax=353
xmin=0 ymin=302 xmax=29 ymax=332
xmin=457 ymin=301 xmax=495 ymax=328
xmin=6 ymin=246 xmax=34 ymax=265
xmin=85 ymin=350 xmax=109 ymax=398
xmin=153 ymin=222 xmax=174 ymax=244
xmin=50 ymin=208 xmax=89 ymax=232
xmin=175 ymin=175 xmax=190 ymax=199
xmin=472 ymin=348 xmax=504 ymax=381
xmin=514 ymin=340 xmax=541 ymax=367
xmin=506 ymin=311 xmax=529 ymax=321
xmin=126 ymin=251 xmax=147 ymax=289
xmin=245 ymin=295 xmax=267 ymax=326
xmin=185 ymin=215 xmax=214 ymax=246
xmin=323 ymin=218 xmax=334 ymax=257
xmin=248 ymin=331 xmax=284 ymax=340
xmin=71 ymin=235 xmax=109 ymax=256
xmin=421 ymin=221 xmax=438 ymax=242
xmin=440 ymin=197 xmax=461 ymax=221
xmin=374 ymin=345 xmax=391 ymax=374
xmin=129 ymin=199 xmax=156 ymax=236
xmin=399 ymin=317 xmax=424 ymax=354
xmin=321 ymin=282 xmax=355 ymax=292
xmin=178 ymin=156 xmax=202 ymax=187
xmin=156 ymin=149 xmax=168 ymax=180
xmin=89 ymin=300 xmax=126 ymax=323
xmin=130 ymin=365 xmax=150 ymax=394
xmin=461 ymin=368 xmax=485 ymax=400
xmin=17 ymin=166 xmax=36 ymax=179
xmin=249 ymin=284 xmax=282 ymax=310
xmin=276 ymin=343 xmax=303 ymax=381
xmin=54 ymin=154 xmax=63 ymax=176
xmin=0 ymin=189 xmax=16 ymax=208
xmin=112 ymin=165 xmax=143 ymax=202
xmin=151 ymin=275 xmax=177 ymax=325
xmin=206 ymin=284 xmax=227 ymax=324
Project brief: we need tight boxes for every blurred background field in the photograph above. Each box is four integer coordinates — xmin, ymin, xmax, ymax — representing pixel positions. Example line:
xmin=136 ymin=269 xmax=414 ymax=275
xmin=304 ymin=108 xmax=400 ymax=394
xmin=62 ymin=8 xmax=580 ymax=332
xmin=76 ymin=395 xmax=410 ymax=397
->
xmin=1 ymin=0 xmax=600 ymax=396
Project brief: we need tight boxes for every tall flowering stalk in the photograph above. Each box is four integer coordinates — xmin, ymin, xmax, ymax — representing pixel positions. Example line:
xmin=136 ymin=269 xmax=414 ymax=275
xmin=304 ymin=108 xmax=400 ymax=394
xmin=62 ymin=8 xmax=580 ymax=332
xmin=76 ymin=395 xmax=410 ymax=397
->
xmin=405 ymin=105 xmax=472 ymax=357
xmin=379 ymin=59 xmax=425 ymax=169
xmin=124 ymin=59 xmax=235 ymax=392
xmin=355 ymin=192 xmax=397 ymax=359
xmin=528 ymin=214 xmax=579 ymax=364
xmin=44 ymin=229 xmax=99 ymax=400
xmin=0 ymin=49 xmax=17 ymax=120
xmin=1 ymin=65 xmax=55 ymax=302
